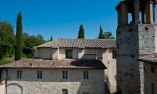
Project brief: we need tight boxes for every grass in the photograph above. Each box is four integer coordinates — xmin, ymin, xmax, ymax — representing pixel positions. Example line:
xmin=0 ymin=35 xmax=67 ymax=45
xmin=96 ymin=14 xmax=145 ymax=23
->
xmin=0 ymin=59 xmax=10 ymax=65
xmin=0 ymin=55 xmax=31 ymax=66
xmin=0 ymin=57 xmax=14 ymax=66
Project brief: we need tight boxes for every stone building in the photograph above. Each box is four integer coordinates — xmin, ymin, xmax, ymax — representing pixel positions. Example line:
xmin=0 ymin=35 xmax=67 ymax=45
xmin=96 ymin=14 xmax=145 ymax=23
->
xmin=0 ymin=39 xmax=116 ymax=94
xmin=116 ymin=0 xmax=157 ymax=94
xmin=138 ymin=54 xmax=157 ymax=94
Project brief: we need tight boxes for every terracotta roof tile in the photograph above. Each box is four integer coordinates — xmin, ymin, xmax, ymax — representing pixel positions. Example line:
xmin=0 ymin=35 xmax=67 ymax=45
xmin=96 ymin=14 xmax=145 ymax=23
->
xmin=138 ymin=53 xmax=157 ymax=64
xmin=0 ymin=59 xmax=106 ymax=69
xmin=36 ymin=39 xmax=116 ymax=48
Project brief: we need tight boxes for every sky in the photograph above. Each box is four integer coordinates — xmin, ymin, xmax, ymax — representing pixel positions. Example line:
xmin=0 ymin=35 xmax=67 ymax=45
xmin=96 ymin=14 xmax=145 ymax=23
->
xmin=0 ymin=0 xmax=157 ymax=40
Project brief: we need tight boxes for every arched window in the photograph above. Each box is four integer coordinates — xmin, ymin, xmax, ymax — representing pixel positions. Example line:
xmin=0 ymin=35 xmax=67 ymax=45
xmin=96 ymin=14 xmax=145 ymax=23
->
xmin=7 ymin=83 xmax=23 ymax=94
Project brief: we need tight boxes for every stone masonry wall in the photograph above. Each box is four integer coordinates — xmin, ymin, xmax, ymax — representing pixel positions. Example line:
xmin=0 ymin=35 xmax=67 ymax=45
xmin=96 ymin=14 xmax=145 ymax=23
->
xmin=28 ymin=47 xmax=117 ymax=93
xmin=1 ymin=69 xmax=105 ymax=94
xmin=116 ymin=24 xmax=157 ymax=94
xmin=102 ymin=49 xmax=117 ymax=94
xmin=117 ymin=24 xmax=156 ymax=55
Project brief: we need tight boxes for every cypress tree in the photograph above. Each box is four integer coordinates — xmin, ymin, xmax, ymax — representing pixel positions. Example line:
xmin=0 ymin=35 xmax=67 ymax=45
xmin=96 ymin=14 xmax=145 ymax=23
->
xmin=78 ymin=24 xmax=85 ymax=39
xmin=98 ymin=25 xmax=105 ymax=39
xmin=15 ymin=12 xmax=23 ymax=61
xmin=50 ymin=36 xmax=53 ymax=41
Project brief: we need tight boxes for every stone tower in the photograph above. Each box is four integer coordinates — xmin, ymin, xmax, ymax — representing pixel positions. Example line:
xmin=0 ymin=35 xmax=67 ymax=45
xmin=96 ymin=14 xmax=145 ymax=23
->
xmin=116 ymin=0 xmax=157 ymax=94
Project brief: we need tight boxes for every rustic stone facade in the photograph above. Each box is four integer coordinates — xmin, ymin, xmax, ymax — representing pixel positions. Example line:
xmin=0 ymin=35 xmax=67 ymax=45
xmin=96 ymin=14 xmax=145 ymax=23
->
xmin=34 ymin=39 xmax=117 ymax=93
xmin=138 ymin=54 xmax=157 ymax=94
xmin=0 ymin=39 xmax=117 ymax=94
xmin=116 ymin=0 xmax=157 ymax=94
xmin=1 ymin=69 xmax=105 ymax=94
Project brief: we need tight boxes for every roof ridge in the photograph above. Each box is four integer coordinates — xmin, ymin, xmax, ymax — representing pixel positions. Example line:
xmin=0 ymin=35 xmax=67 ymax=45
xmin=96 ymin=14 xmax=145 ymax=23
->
xmin=35 ymin=38 xmax=116 ymax=48
xmin=57 ymin=38 xmax=116 ymax=40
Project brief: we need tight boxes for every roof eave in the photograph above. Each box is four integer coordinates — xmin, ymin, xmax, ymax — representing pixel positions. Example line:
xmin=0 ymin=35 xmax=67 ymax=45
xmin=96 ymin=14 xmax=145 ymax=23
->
xmin=0 ymin=67 xmax=106 ymax=69
xmin=137 ymin=59 xmax=157 ymax=65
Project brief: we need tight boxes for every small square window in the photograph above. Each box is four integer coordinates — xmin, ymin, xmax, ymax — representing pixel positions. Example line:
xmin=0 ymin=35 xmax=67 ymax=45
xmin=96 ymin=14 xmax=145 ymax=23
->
xmin=17 ymin=70 xmax=22 ymax=79
xmin=63 ymin=71 xmax=68 ymax=79
xmin=37 ymin=71 xmax=42 ymax=79
xmin=83 ymin=71 xmax=89 ymax=79
xmin=62 ymin=89 xmax=68 ymax=94
xmin=112 ymin=50 xmax=116 ymax=59
xmin=65 ymin=50 xmax=73 ymax=59
xmin=151 ymin=66 xmax=155 ymax=73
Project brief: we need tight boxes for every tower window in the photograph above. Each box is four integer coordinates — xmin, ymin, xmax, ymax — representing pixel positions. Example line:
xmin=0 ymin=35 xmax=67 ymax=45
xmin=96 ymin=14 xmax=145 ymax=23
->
xmin=0 ymin=70 xmax=1 ymax=82
xmin=112 ymin=50 xmax=116 ymax=59
xmin=151 ymin=66 xmax=155 ymax=73
xmin=151 ymin=82 xmax=155 ymax=94
xmin=83 ymin=92 xmax=90 ymax=94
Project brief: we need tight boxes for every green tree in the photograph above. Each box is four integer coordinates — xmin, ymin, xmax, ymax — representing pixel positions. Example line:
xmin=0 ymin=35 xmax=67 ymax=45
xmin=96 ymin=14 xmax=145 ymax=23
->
xmin=36 ymin=34 xmax=44 ymax=40
xmin=98 ymin=25 xmax=105 ymax=39
xmin=23 ymin=33 xmax=45 ymax=58
xmin=15 ymin=12 xmax=23 ymax=61
xmin=50 ymin=36 xmax=53 ymax=41
xmin=0 ymin=21 xmax=15 ymax=59
xmin=78 ymin=24 xmax=85 ymax=39
xmin=104 ymin=32 xmax=115 ymax=39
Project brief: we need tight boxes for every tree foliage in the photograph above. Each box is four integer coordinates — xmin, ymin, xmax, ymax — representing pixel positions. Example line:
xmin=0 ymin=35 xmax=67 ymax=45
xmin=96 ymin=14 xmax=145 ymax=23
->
xmin=23 ymin=33 xmax=45 ymax=58
xmin=98 ymin=25 xmax=105 ymax=39
xmin=15 ymin=12 xmax=23 ymax=61
xmin=78 ymin=24 xmax=85 ymax=39
xmin=0 ymin=21 xmax=15 ymax=59
xmin=50 ymin=36 xmax=53 ymax=41
xmin=104 ymin=32 xmax=115 ymax=39
xmin=0 ymin=17 xmax=46 ymax=62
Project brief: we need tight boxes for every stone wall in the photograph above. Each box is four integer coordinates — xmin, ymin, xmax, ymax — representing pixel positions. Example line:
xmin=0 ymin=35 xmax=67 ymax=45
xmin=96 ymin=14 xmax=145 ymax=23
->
xmin=0 ymin=81 xmax=5 ymax=94
xmin=116 ymin=24 xmax=157 ymax=94
xmin=102 ymin=49 xmax=117 ymax=94
xmin=1 ymin=69 xmax=105 ymax=94
xmin=34 ymin=47 xmax=53 ymax=59
xmin=116 ymin=55 xmax=141 ymax=94
xmin=35 ymin=47 xmax=104 ymax=60
xmin=26 ymin=47 xmax=117 ymax=93
xmin=59 ymin=48 xmax=78 ymax=59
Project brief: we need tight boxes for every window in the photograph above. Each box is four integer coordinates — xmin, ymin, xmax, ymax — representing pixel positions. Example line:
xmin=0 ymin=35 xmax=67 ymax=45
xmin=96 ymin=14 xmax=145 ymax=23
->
xmin=0 ymin=70 xmax=2 ymax=81
xmin=112 ymin=50 xmax=116 ymax=59
xmin=0 ymin=70 xmax=2 ymax=78
xmin=151 ymin=82 xmax=155 ymax=94
xmin=82 ymin=54 xmax=97 ymax=60
xmin=63 ymin=71 xmax=68 ymax=79
xmin=17 ymin=70 xmax=22 ymax=79
xmin=62 ymin=89 xmax=68 ymax=94
xmin=151 ymin=66 xmax=155 ymax=73
xmin=83 ymin=71 xmax=89 ymax=79
xmin=83 ymin=92 xmax=90 ymax=94
xmin=37 ymin=71 xmax=42 ymax=79
xmin=65 ymin=50 xmax=73 ymax=59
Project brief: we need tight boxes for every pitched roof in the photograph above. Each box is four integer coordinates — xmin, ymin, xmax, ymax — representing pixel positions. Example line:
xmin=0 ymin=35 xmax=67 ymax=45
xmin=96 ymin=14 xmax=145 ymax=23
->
xmin=36 ymin=39 xmax=116 ymax=48
xmin=0 ymin=59 xmax=106 ymax=69
xmin=138 ymin=53 xmax=157 ymax=65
